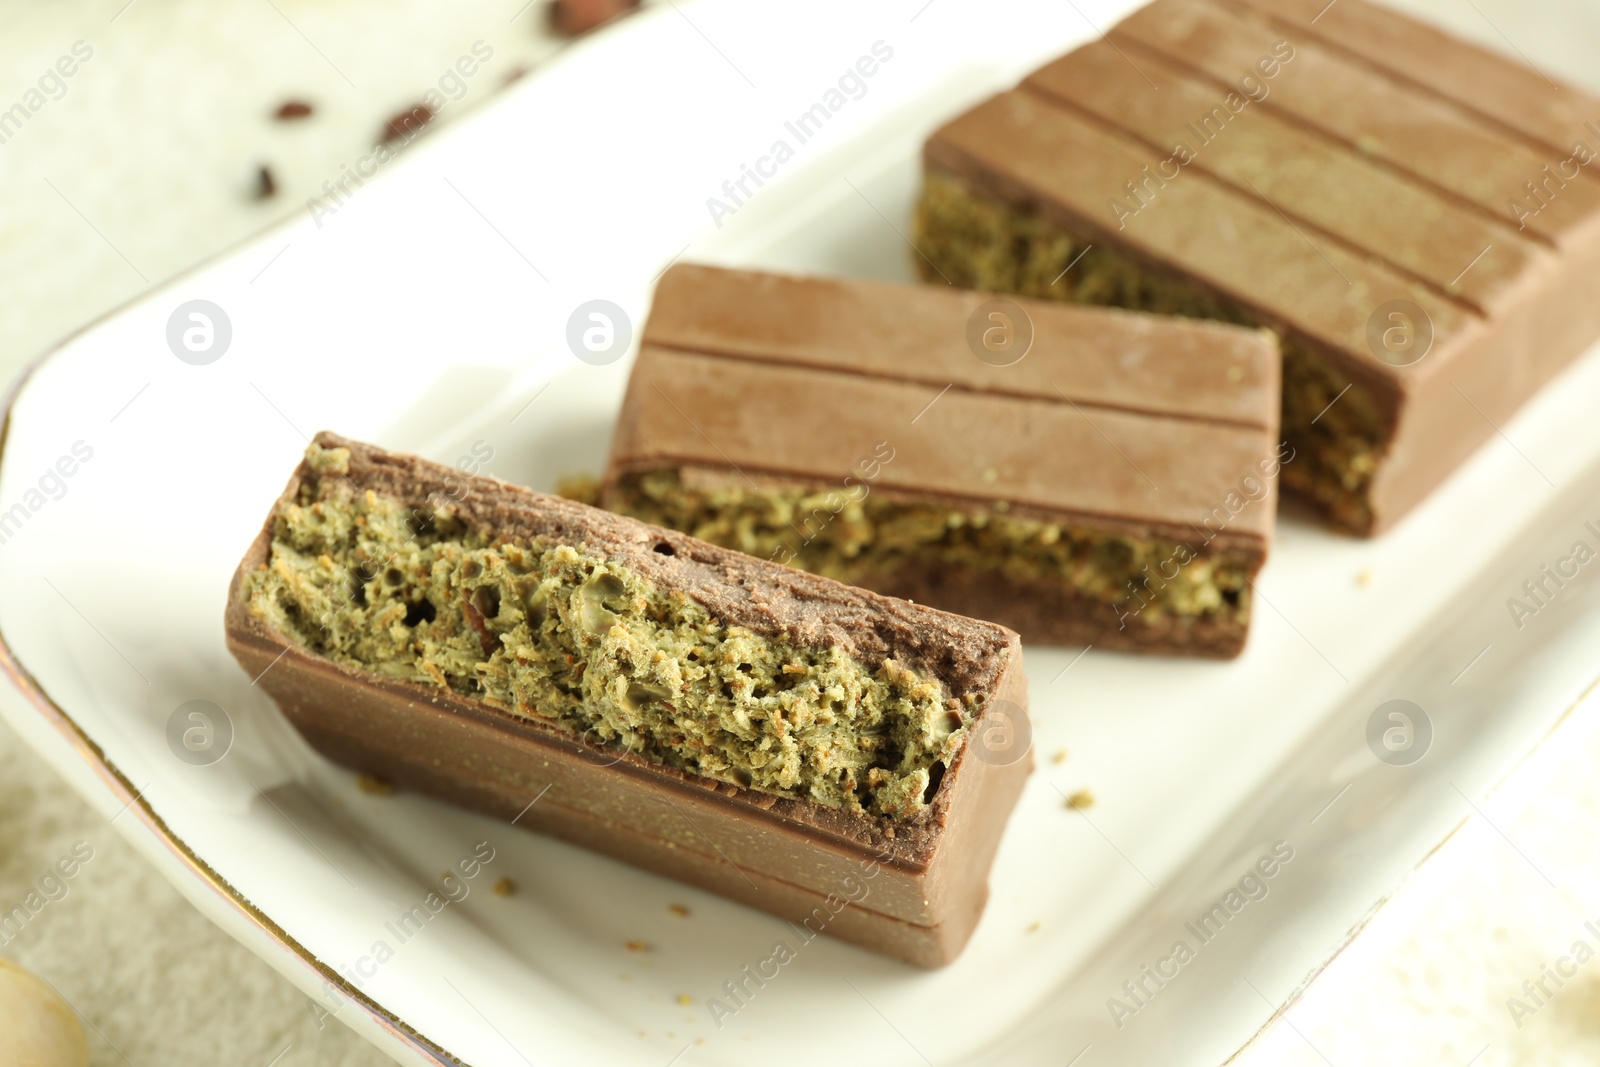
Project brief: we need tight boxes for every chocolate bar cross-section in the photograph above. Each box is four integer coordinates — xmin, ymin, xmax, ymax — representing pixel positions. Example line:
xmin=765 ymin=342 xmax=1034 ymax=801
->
xmin=227 ymin=433 xmax=1031 ymax=966
xmin=602 ymin=264 xmax=1282 ymax=657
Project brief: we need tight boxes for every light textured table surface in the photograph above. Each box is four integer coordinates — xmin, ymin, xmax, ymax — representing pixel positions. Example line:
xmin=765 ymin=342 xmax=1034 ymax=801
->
xmin=1232 ymin=697 xmax=1600 ymax=1067
xmin=1 ymin=1 xmax=1599 ymax=1064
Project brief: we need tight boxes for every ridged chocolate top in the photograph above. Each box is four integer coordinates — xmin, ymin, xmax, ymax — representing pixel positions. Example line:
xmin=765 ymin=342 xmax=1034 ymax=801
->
xmin=922 ymin=0 xmax=1600 ymax=534
xmin=1229 ymin=0 xmax=1600 ymax=181
xmin=645 ymin=263 xmax=1279 ymax=428
xmin=926 ymin=0 xmax=1600 ymax=384
xmin=609 ymin=263 xmax=1280 ymax=547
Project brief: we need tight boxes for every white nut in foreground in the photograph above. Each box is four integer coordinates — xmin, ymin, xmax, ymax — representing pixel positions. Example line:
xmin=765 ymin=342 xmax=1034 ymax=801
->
xmin=0 ymin=957 xmax=88 ymax=1067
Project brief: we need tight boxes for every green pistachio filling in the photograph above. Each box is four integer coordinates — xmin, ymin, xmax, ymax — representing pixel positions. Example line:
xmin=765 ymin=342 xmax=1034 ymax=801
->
xmin=246 ymin=445 xmax=973 ymax=819
xmin=913 ymin=168 xmax=1385 ymax=531
xmin=606 ymin=469 xmax=1252 ymax=627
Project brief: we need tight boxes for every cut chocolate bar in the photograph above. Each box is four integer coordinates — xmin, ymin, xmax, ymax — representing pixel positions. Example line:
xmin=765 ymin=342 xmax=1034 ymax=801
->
xmin=225 ymin=433 xmax=1029 ymax=967
xmin=600 ymin=263 xmax=1281 ymax=658
xmin=915 ymin=0 xmax=1600 ymax=534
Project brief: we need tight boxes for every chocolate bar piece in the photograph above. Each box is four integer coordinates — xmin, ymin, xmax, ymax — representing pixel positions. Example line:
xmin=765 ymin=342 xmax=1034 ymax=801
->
xmin=225 ymin=433 xmax=1029 ymax=967
xmin=600 ymin=264 xmax=1281 ymax=658
xmin=915 ymin=0 xmax=1600 ymax=534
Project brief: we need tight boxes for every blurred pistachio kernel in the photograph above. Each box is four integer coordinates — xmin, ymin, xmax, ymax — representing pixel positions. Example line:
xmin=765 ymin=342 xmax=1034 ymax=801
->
xmin=0 ymin=957 xmax=88 ymax=1067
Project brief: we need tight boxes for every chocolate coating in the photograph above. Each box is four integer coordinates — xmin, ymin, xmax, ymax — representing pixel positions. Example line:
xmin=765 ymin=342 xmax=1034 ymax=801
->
xmin=225 ymin=433 xmax=1030 ymax=966
xmin=603 ymin=264 xmax=1280 ymax=656
xmin=923 ymin=0 xmax=1600 ymax=533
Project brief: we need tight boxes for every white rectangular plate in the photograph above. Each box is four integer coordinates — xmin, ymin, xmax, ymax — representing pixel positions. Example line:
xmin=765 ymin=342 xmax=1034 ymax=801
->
xmin=4 ymin=1 xmax=1600 ymax=1064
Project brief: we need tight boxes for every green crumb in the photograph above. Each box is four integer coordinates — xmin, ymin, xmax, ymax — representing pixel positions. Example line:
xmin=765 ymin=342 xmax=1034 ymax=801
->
xmin=607 ymin=470 xmax=1252 ymax=627
xmin=1064 ymin=788 xmax=1095 ymax=810
xmin=913 ymin=168 xmax=1386 ymax=532
xmin=245 ymin=445 xmax=971 ymax=820
xmin=556 ymin=473 xmax=601 ymax=506
xmin=355 ymin=774 xmax=394 ymax=796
